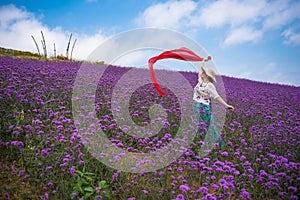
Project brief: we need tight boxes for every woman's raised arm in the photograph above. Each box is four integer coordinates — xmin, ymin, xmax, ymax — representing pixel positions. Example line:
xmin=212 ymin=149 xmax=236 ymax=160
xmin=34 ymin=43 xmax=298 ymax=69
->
xmin=198 ymin=59 xmax=208 ymax=78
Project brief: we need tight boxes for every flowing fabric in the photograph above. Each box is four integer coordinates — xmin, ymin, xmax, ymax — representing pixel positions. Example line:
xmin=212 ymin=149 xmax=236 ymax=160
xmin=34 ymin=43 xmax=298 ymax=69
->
xmin=148 ymin=47 xmax=211 ymax=96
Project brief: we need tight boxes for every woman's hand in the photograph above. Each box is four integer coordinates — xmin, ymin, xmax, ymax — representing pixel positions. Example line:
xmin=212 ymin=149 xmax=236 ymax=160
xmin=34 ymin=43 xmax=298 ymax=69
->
xmin=227 ymin=104 xmax=234 ymax=110
xmin=216 ymin=97 xmax=234 ymax=110
xmin=203 ymin=57 xmax=209 ymax=62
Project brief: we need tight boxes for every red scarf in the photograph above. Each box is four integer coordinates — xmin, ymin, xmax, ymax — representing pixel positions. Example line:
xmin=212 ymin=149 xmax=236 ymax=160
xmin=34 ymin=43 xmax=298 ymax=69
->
xmin=148 ymin=47 xmax=211 ymax=96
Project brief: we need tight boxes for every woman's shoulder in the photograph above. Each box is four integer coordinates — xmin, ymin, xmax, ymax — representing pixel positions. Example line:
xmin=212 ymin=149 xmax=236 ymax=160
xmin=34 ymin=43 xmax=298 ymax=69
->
xmin=207 ymin=82 xmax=216 ymax=89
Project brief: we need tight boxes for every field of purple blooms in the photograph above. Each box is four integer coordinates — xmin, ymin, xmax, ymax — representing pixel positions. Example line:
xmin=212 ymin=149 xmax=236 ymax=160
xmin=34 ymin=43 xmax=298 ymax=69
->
xmin=0 ymin=55 xmax=299 ymax=200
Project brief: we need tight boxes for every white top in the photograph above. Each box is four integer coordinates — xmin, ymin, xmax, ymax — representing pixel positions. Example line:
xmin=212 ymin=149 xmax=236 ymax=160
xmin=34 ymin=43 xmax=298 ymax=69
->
xmin=193 ymin=77 xmax=219 ymax=105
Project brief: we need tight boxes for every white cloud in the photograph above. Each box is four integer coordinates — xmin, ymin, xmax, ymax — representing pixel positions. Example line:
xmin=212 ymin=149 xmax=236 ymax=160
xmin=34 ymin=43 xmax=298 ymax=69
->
xmin=263 ymin=0 xmax=300 ymax=29
xmin=135 ymin=0 xmax=197 ymax=30
xmin=191 ymin=0 xmax=266 ymax=28
xmin=73 ymin=32 xmax=106 ymax=59
xmin=223 ymin=26 xmax=263 ymax=46
xmin=137 ymin=0 xmax=300 ymax=47
xmin=0 ymin=4 xmax=107 ymax=60
xmin=0 ymin=4 xmax=32 ymax=29
xmin=282 ymin=29 xmax=300 ymax=46
xmin=191 ymin=0 xmax=300 ymax=29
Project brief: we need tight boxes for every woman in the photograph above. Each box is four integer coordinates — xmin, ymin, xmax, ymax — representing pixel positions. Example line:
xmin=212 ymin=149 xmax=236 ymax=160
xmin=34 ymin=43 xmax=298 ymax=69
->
xmin=192 ymin=58 xmax=234 ymax=149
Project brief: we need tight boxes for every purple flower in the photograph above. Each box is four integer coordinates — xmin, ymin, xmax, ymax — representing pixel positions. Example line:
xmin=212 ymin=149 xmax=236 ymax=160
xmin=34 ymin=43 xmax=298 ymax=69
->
xmin=24 ymin=174 xmax=30 ymax=179
xmin=216 ymin=167 xmax=223 ymax=172
xmin=234 ymin=170 xmax=240 ymax=176
xmin=48 ymin=181 xmax=53 ymax=187
xmin=279 ymin=192 xmax=287 ymax=197
xmin=41 ymin=148 xmax=51 ymax=156
xmin=18 ymin=170 xmax=25 ymax=176
xmin=60 ymin=162 xmax=68 ymax=167
xmin=25 ymin=125 xmax=34 ymax=132
xmin=247 ymin=168 xmax=254 ymax=174
xmin=218 ymin=178 xmax=226 ymax=184
xmin=4 ymin=192 xmax=10 ymax=200
xmin=281 ymin=157 xmax=288 ymax=163
xmin=69 ymin=166 xmax=76 ymax=177
xmin=239 ymin=155 xmax=246 ymax=161
xmin=128 ymin=198 xmax=136 ymax=200
xmin=210 ymin=183 xmax=219 ymax=191
xmin=142 ymin=189 xmax=148 ymax=195
xmin=43 ymin=193 xmax=48 ymax=200
xmin=45 ymin=166 xmax=52 ymax=172
xmin=260 ymin=169 xmax=268 ymax=176
xmin=57 ymin=125 xmax=64 ymax=131
xmin=214 ymin=160 xmax=224 ymax=166
xmin=249 ymin=175 xmax=254 ymax=180
xmin=198 ymin=186 xmax=208 ymax=194
xmin=112 ymin=172 xmax=119 ymax=180
xmin=179 ymin=184 xmax=190 ymax=193
xmin=203 ymin=157 xmax=210 ymax=162
xmin=176 ymin=194 xmax=185 ymax=200
xmin=32 ymin=119 xmax=43 ymax=125
xmin=221 ymin=151 xmax=228 ymax=157
xmin=239 ymin=188 xmax=250 ymax=199
xmin=177 ymin=167 xmax=183 ymax=173
xmin=78 ymin=160 xmax=85 ymax=165
xmin=158 ymin=171 xmax=164 ymax=176
xmin=291 ymin=195 xmax=298 ymax=200
xmin=10 ymin=141 xmax=24 ymax=148
xmin=288 ymin=186 xmax=297 ymax=192
xmin=205 ymin=193 xmax=216 ymax=200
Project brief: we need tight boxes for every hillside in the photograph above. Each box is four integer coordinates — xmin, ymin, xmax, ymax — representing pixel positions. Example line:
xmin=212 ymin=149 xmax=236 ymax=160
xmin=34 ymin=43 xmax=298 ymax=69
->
xmin=0 ymin=55 xmax=299 ymax=199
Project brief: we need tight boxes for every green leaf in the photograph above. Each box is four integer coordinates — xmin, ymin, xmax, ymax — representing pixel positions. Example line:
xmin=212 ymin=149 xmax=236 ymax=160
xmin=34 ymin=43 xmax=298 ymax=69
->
xmin=84 ymin=192 xmax=93 ymax=198
xmin=83 ymin=172 xmax=95 ymax=176
xmin=84 ymin=187 xmax=94 ymax=192
xmin=85 ymin=176 xmax=93 ymax=181
xmin=75 ymin=170 xmax=83 ymax=176
xmin=99 ymin=180 xmax=107 ymax=188
xmin=104 ymin=193 xmax=111 ymax=198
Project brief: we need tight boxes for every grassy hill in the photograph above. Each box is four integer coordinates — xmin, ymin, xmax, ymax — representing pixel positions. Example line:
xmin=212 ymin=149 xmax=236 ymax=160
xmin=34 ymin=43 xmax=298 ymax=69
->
xmin=0 ymin=47 xmax=71 ymax=61
xmin=0 ymin=47 xmax=41 ymax=58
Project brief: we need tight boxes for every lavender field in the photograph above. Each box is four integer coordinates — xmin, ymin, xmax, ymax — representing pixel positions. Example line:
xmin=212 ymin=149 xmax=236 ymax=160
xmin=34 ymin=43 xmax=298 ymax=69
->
xmin=0 ymin=56 xmax=299 ymax=200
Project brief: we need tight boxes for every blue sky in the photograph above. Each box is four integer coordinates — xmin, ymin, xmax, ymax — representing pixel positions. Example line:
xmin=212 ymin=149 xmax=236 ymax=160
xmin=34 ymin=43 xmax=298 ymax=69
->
xmin=0 ymin=0 xmax=300 ymax=86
